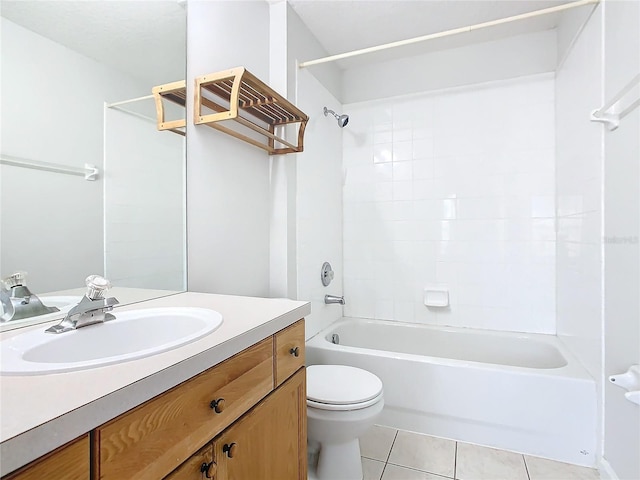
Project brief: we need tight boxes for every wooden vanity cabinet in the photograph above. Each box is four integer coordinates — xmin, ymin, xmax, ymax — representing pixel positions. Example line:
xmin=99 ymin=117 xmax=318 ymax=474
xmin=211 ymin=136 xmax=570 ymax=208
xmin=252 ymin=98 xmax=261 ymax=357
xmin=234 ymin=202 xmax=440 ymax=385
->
xmin=213 ymin=368 xmax=307 ymax=480
xmin=166 ymin=368 xmax=306 ymax=480
xmin=3 ymin=435 xmax=89 ymax=480
xmin=94 ymin=338 xmax=274 ymax=480
xmin=2 ymin=320 xmax=306 ymax=480
xmin=95 ymin=319 xmax=306 ymax=480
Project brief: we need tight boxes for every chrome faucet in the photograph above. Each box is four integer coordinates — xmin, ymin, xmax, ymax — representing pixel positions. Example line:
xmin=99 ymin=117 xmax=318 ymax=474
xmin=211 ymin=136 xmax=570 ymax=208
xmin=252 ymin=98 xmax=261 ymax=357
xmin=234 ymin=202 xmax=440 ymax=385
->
xmin=324 ymin=295 xmax=345 ymax=305
xmin=46 ymin=275 xmax=119 ymax=334
xmin=0 ymin=272 xmax=59 ymax=322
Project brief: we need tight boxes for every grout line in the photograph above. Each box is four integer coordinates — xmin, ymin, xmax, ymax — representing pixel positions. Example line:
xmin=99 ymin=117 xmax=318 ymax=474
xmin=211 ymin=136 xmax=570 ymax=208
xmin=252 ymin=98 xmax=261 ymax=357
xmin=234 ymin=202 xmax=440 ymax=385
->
xmin=384 ymin=462 xmax=455 ymax=479
xmin=523 ymin=454 xmax=532 ymax=480
xmin=379 ymin=462 xmax=387 ymax=480
xmin=379 ymin=429 xmax=399 ymax=480
xmin=385 ymin=430 xmax=399 ymax=463
xmin=454 ymin=441 xmax=458 ymax=479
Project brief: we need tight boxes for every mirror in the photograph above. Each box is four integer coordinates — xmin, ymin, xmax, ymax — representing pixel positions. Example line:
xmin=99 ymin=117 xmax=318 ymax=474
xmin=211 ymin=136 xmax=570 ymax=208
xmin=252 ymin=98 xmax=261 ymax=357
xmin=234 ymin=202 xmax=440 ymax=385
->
xmin=0 ymin=1 xmax=187 ymax=331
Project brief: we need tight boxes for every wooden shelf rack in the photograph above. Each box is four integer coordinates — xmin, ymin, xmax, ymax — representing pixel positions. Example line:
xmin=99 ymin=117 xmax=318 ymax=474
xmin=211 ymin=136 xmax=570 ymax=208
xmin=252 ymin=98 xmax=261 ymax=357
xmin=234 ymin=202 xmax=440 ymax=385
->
xmin=152 ymin=80 xmax=186 ymax=136
xmin=194 ymin=67 xmax=308 ymax=155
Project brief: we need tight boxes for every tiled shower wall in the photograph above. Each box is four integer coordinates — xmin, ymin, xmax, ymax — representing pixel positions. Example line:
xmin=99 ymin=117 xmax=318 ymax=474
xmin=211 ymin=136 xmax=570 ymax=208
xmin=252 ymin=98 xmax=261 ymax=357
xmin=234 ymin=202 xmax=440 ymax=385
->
xmin=342 ymin=74 xmax=556 ymax=334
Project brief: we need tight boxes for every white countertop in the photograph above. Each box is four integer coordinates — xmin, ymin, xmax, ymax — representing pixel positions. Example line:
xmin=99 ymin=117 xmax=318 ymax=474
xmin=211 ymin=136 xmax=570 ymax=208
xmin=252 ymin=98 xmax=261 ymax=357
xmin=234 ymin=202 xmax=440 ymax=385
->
xmin=0 ymin=292 xmax=310 ymax=475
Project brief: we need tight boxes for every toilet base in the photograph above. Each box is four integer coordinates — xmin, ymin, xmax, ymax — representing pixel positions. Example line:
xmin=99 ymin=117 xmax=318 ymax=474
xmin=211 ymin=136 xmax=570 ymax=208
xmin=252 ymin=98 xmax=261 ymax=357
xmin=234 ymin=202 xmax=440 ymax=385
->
xmin=315 ymin=438 xmax=363 ymax=480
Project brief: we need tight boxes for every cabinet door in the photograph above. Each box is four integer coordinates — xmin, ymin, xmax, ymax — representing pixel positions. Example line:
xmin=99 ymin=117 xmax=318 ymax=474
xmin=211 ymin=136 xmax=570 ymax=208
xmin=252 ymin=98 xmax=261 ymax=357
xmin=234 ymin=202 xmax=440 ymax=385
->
xmin=3 ymin=435 xmax=89 ymax=480
xmin=165 ymin=443 xmax=215 ymax=480
xmin=214 ymin=368 xmax=307 ymax=480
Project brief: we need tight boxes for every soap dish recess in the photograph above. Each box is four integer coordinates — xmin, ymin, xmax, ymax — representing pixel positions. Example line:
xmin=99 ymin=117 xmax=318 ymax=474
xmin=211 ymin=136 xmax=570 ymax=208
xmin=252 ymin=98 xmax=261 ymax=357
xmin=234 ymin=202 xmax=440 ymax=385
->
xmin=424 ymin=287 xmax=449 ymax=307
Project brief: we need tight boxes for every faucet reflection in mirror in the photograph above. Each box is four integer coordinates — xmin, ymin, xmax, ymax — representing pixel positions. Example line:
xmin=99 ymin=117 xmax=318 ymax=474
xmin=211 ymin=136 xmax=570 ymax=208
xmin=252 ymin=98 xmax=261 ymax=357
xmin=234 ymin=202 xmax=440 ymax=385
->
xmin=0 ymin=272 xmax=59 ymax=322
xmin=46 ymin=275 xmax=119 ymax=334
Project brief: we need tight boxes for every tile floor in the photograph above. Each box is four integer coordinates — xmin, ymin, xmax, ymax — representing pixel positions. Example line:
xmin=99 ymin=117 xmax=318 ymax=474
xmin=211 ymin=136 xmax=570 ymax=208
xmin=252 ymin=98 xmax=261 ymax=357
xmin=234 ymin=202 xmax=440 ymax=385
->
xmin=359 ymin=425 xmax=600 ymax=480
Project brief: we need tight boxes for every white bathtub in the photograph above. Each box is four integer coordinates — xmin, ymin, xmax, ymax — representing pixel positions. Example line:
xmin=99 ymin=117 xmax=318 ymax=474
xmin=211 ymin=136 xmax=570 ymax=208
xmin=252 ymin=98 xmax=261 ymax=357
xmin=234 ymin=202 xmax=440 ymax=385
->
xmin=306 ymin=317 xmax=597 ymax=467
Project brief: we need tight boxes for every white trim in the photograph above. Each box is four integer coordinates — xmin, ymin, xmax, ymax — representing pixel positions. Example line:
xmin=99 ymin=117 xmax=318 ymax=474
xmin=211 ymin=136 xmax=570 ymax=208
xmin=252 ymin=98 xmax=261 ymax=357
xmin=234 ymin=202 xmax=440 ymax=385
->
xmin=599 ymin=457 xmax=620 ymax=480
xmin=299 ymin=0 xmax=600 ymax=68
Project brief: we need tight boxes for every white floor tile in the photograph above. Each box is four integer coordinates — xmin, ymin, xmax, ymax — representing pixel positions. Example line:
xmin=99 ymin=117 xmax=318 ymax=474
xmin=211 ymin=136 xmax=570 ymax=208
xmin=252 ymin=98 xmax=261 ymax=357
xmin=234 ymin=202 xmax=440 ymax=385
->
xmin=388 ymin=430 xmax=456 ymax=478
xmin=525 ymin=455 xmax=600 ymax=480
xmin=363 ymin=457 xmax=386 ymax=480
xmin=456 ymin=443 xmax=528 ymax=480
xmin=361 ymin=425 xmax=398 ymax=461
xmin=382 ymin=463 xmax=453 ymax=480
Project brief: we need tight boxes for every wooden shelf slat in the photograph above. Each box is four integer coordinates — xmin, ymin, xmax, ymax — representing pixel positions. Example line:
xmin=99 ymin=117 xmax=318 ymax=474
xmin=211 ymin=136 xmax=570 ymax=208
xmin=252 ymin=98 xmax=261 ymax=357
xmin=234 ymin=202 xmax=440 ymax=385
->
xmin=194 ymin=67 xmax=308 ymax=155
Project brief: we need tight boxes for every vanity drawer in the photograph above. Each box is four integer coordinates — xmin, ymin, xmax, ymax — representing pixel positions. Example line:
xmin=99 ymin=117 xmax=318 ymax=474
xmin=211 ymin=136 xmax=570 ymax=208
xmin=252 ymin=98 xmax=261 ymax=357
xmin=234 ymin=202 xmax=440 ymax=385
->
xmin=94 ymin=338 xmax=274 ymax=480
xmin=274 ymin=319 xmax=305 ymax=386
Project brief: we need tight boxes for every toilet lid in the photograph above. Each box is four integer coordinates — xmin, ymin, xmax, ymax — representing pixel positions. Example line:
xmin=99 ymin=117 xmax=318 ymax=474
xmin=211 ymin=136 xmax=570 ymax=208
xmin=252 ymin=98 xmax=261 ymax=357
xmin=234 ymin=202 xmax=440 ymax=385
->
xmin=307 ymin=365 xmax=383 ymax=405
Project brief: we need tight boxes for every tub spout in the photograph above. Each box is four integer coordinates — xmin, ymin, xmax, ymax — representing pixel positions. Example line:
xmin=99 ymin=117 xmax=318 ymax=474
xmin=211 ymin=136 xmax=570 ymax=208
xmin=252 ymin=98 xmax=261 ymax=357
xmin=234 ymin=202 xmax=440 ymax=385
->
xmin=324 ymin=295 xmax=345 ymax=305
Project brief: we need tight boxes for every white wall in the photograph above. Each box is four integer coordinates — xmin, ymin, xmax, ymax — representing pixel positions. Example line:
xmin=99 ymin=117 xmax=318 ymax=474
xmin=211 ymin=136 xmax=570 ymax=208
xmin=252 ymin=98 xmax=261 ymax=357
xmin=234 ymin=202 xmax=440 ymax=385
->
xmin=282 ymin=3 xmax=345 ymax=338
xmin=104 ymin=109 xmax=185 ymax=291
xmin=296 ymin=69 xmax=344 ymax=339
xmin=287 ymin=5 xmax=342 ymax=103
xmin=602 ymin=1 xmax=640 ymax=478
xmin=343 ymin=74 xmax=556 ymax=333
xmin=0 ymin=18 xmax=143 ymax=293
xmin=555 ymin=5 xmax=603 ymax=383
xmin=268 ymin=1 xmax=294 ymax=299
xmin=342 ymin=30 xmax=557 ymax=104
xmin=186 ymin=0 xmax=271 ymax=297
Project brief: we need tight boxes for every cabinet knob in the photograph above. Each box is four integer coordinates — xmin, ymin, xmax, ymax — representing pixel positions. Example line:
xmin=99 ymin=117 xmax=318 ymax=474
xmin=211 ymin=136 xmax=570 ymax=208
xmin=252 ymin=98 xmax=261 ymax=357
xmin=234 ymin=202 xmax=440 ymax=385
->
xmin=200 ymin=461 xmax=216 ymax=478
xmin=223 ymin=442 xmax=237 ymax=458
xmin=210 ymin=398 xmax=225 ymax=414
xmin=289 ymin=346 xmax=300 ymax=357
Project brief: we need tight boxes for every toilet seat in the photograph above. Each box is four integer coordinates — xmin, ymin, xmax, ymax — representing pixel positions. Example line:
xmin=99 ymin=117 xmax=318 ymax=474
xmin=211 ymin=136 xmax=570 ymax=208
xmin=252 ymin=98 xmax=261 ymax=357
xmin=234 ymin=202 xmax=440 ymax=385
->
xmin=307 ymin=365 xmax=383 ymax=411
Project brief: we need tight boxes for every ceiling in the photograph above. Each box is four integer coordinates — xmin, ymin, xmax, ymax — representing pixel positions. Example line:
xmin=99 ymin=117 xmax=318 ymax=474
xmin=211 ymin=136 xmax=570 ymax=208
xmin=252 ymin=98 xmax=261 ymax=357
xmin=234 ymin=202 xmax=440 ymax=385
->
xmin=287 ymin=0 xmax=581 ymax=68
xmin=1 ymin=0 xmax=588 ymax=79
xmin=0 ymin=1 xmax=186 ymax=87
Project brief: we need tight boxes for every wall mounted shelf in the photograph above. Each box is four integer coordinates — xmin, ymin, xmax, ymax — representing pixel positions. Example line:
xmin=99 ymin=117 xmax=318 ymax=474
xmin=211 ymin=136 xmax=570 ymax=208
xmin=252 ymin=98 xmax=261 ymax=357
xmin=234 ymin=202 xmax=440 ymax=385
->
xmin=194 ymin=67 xmax=308 ymax=155
xmin=152 ymin=80 xmax=186 ymax=136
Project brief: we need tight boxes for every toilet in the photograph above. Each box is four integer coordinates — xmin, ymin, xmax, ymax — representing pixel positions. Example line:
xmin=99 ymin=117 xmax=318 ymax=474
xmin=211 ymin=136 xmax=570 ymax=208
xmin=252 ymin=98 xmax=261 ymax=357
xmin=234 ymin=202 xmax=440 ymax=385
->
xmin=307 ymin=365 xmax=384 ymax=480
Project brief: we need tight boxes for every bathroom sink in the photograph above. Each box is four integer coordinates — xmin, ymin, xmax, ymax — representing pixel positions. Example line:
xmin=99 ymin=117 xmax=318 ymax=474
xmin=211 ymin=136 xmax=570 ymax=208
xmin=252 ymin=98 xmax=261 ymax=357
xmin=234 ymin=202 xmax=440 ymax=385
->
xmin=0 ymin=307 xmax=223 ymax=375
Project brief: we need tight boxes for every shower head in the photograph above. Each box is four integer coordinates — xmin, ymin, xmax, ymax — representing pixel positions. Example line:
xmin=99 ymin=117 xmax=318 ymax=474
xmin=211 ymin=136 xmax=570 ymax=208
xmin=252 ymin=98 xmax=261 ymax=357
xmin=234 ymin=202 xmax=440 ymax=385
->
xmin=324 ymin=106 xmax=349 ymax=128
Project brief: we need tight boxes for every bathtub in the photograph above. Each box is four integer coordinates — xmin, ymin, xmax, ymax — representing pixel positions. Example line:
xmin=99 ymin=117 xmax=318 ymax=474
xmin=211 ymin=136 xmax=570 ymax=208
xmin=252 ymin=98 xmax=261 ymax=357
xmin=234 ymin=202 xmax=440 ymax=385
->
xmin=306 ymin=317 xmax=597 ymax=467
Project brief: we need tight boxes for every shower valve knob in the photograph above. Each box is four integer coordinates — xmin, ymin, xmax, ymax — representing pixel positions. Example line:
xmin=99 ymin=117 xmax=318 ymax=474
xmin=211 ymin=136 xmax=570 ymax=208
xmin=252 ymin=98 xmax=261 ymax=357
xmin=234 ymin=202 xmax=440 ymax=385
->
xmin=321 ymin=262 xmax=335 ymax=286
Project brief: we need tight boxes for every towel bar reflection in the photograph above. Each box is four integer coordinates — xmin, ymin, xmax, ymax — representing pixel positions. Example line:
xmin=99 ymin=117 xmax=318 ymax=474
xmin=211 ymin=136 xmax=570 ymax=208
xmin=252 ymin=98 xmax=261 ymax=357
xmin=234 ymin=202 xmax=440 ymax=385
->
xmin=591 ymin=73 xmax=640 ymax=131
xmin=0 ymin=154 xmax=99 ymax=181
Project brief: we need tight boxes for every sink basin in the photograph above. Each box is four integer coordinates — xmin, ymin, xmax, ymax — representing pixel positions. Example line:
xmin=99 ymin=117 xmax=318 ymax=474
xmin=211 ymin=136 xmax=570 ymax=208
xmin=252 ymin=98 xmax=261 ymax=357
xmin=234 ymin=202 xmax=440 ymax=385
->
xmin=0 ymin=307 xmax=223 ymax=375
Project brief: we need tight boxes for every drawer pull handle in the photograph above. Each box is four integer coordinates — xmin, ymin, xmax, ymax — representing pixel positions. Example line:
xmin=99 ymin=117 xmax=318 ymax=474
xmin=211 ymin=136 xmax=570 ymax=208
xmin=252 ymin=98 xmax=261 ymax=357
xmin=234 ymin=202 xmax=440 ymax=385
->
xmin=200 ymin=461 xmax=216 ymax=478
xmin=223 ymin=442 xmax=237 ymax=458
xmin=289 ymin=346 xmax=300 ymax=357
xmin=210 ymin=398 xmax=226 ymax=413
